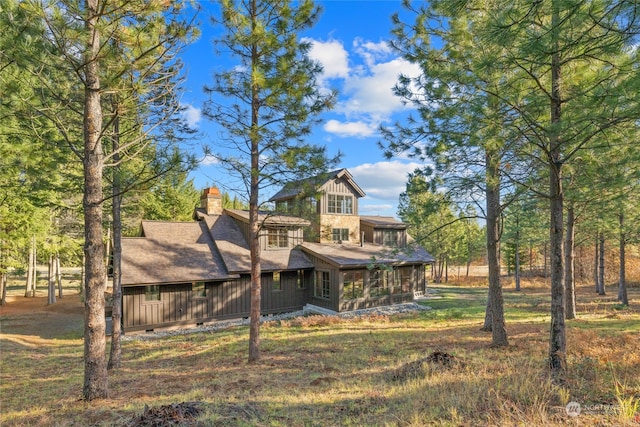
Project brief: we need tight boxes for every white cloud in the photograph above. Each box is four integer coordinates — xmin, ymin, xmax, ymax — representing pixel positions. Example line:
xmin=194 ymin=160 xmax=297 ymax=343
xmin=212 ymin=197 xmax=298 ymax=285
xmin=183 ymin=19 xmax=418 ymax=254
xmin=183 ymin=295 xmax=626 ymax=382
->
xmin=353 ymin=38 xmax=393 ymax=68
xmin=351 ymin=160 xmax=424 ymax=200
xmin=304 ymin=35 xmax=421 ymax=138
xmin=303 ymin=37 xmax=349 ymax=83
xmin=200 ymin=153 xmax=218 ymax=166
xmin=181 ymin=103 xmax=201 ymax=128
xmin=323 ymin=119 xmax=377 ymax=138
xmin=339 ymin=57 xmax=420 ymax=118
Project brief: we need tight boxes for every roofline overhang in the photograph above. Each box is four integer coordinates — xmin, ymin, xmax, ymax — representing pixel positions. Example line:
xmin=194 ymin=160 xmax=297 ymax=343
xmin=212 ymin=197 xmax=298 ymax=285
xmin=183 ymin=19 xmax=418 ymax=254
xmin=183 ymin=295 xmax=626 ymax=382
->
xmin=299 ymin=244 xmax=434 ymax=270
xmin=122 ymin=274 xmax=242 ymax=287
xmin=224 ymin=209 xmax=310 ymax=227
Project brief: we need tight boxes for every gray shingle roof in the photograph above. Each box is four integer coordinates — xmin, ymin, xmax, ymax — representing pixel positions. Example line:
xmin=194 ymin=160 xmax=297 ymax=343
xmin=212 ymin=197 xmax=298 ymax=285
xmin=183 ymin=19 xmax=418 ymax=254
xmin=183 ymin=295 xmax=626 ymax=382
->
xmin=208 ymin=212 xmax=313 ymax=273
xmin=360 ymin=215 xmax=407 ymax=229
xmin=121 ymin=212 xmax=315 ymax=286
xmin=300 ymin=241 xmax=435 ymax=269
xmin=121 ymin=220 xmax=238 ymax=286
xmin=224 ymin=209 xmax=311 ymax=227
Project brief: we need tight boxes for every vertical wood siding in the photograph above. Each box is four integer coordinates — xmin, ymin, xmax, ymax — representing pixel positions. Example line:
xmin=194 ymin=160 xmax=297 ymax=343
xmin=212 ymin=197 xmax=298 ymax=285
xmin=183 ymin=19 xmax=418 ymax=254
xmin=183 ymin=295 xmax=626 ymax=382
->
xmin=319 ymin=178 xmax=359 ymax=215
xmin=123 ymin=271 xmax=310 ymax=332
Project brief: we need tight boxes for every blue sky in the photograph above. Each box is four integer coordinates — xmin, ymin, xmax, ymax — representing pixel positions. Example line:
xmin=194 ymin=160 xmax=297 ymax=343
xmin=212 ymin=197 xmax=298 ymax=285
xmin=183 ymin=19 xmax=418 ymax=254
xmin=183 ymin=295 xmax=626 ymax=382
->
xmin=179 ymin=1 xmax=425 ymax=218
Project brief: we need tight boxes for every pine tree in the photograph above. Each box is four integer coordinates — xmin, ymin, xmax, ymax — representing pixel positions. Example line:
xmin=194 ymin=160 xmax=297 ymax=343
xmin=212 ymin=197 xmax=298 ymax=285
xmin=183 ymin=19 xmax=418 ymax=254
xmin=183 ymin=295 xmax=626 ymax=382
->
xmin=11 ymin=0 xmax=197 ymax=400
xmin=204 ymin=0 xmax=339 ymax=362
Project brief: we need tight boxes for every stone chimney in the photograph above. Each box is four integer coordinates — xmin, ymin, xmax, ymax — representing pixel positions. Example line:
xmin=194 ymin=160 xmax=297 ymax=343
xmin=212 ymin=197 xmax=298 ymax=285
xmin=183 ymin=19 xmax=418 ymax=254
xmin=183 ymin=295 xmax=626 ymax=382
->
xmin=200 ymin=187 xmax=222 ymax=215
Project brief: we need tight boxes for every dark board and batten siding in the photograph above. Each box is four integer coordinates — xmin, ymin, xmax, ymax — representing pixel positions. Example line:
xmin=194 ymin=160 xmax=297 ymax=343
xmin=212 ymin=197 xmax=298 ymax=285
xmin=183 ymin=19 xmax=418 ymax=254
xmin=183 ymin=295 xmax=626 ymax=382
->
xmin=260 ymin=270 xmax=310 ymax=315
xmin=123 ymin=278 xmax=248 ymax=332
xmin=303 ymin=252 xmax=340 ymax=312
xmin=123 ymin=272 xmax=308 ymax=332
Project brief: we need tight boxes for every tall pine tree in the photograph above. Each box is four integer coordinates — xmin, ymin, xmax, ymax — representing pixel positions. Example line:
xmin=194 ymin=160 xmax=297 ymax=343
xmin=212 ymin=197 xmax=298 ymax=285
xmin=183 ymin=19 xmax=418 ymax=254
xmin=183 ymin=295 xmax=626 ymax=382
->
xmin=204 ymin=0 xmax=339 ymax=362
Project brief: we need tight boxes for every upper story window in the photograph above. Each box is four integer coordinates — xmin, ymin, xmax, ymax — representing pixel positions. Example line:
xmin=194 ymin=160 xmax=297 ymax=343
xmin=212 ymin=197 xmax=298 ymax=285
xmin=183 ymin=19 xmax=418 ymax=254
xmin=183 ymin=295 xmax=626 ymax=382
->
xmin=328 ymin=194 xmax=353 ymax=214
xmin=382 ymin=230 xmax=399 ymax=246
xmin=275 ymin=200 xmax=289 ymax=212
xmin=267 ymin=228 xmax=288 ymax=248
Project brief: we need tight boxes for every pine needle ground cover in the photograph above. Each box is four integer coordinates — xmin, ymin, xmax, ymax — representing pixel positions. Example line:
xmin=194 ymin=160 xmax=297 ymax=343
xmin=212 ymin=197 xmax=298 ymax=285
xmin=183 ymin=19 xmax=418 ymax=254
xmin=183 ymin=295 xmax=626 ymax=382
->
xmin=1 ymin=280 xmax=639 ymax=426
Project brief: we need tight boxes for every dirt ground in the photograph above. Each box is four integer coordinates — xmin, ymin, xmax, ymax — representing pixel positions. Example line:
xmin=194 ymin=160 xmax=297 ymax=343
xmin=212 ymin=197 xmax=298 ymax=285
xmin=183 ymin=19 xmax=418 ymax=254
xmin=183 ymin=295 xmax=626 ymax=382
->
xmin=0 ymin=292 xmax=85 ymax=339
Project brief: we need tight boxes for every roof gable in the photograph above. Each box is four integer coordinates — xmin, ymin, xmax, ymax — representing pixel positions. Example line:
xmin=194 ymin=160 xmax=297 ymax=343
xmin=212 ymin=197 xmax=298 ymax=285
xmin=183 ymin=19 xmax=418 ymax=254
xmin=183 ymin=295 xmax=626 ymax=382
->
xmin=207 ymin=212 xmax=314 ymax=273
xmin=269 ymin=168 xmax=366 ymax=202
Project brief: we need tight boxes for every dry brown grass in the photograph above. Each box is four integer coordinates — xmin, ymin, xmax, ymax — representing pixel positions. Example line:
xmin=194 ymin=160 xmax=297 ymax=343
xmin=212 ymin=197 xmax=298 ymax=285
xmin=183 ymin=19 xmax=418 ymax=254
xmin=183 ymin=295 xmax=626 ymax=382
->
xmin=1 ymin=276 xmax=639 ymax=426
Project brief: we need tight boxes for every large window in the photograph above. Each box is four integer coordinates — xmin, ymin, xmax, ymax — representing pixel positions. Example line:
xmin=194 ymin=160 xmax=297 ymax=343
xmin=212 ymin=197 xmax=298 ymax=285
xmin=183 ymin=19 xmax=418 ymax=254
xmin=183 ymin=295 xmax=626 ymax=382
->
xmin=343 ymin=271 xmax=364 ymax=300
xmin=314 ymin=271 xmax=330 ymax=299
xmin=328 ymin=194 xmax=353 ymax=214
xmin=381 ymin=230 xmax=399 ymax=246
xmin=332 ymin=228 xmax=349 ymax=242
xmin=144 ymin=285 xmax=160 ymax=302
xmin=267 ymin=228 xmax=288 ymax=248
xmin=370 ymin=269 xmax=390 ymax=298
xmin=275 ymin=200 xmax=289 ymax=212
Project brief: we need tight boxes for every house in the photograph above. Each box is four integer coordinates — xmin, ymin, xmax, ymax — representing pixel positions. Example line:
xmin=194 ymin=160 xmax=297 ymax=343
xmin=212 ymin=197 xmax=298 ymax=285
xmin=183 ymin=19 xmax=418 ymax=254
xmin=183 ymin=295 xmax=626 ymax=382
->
xmin=120 ymin=169 xmax=435 ymax=332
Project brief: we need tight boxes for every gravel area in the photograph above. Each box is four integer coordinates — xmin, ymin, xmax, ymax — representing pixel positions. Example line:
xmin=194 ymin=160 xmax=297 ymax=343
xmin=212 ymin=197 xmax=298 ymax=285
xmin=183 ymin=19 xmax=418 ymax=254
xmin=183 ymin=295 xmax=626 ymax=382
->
xmin=122 ymin=302 xmax=432 ymax=341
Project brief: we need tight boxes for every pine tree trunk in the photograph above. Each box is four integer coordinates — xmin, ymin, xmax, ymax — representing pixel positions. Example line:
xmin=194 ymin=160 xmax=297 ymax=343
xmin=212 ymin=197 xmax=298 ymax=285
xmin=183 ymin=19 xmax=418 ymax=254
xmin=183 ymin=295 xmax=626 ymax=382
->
xmin=108 ymin=106 xmax=122 ymax=370
xmin=104 ymin=226 xmax=111 ymax=285
xmin=248 ymin=11 xmax=262 ymax=363
xmin=481 ymin=297 xmax=492 ymax=332
xmin=0 ymin=242 xmax=5 ymax=305
xmin=515 ymin=236 xmax=521 ymax=292
xmin=594 ymin=237 xmax=599 ymax=293
xmin=548 ymin=2 xmax=566 ymax=373
xmin=0 ymin=273 xmax=6 ymax=306
xmin=56 ymin=254 xmax=63 ymax=298
xmin=48 ymin=254 xmax=56 ymax=305
xmin=25 ymin=242 xmax=34 ymax=297
xmin=598 ymin=234 xmax=605 ymax=295
xmin=618 ymin=212 xmax=628 ymax=305
xmin=485 ymin=146 xmax=507 ymax=346
xmin=32 ymin=236 xmax=37 ymax=297
xmin=82 ymin=0 xmax=108 ymax=401
xmin=564 ymin=205 xmax=576 ymax=320
xmin=577 ymin=245 xmax=585 ymax=280
xmin=543 ymin=242 xmax=548 ymax=278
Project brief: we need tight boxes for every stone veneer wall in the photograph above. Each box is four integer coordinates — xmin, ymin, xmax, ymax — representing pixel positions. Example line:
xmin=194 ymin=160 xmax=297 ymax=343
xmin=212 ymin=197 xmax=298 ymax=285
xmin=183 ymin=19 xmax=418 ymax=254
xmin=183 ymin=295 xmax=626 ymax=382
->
xmin=319 ymin=214 xmax=361 ymax=244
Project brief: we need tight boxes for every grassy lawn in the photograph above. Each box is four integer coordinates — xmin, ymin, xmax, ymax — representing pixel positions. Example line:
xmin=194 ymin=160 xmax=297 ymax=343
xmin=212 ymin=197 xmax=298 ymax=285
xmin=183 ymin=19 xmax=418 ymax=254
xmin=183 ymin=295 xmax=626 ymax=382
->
xmin=1 ymin=277 xmax=639 ymax=426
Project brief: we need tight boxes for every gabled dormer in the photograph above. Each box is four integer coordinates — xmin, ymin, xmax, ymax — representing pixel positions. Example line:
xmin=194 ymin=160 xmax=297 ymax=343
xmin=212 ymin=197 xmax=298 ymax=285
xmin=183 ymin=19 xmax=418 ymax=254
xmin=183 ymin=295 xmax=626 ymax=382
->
xmin=270 ymin=169 xmax=366 ymax=244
